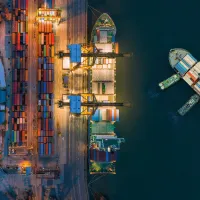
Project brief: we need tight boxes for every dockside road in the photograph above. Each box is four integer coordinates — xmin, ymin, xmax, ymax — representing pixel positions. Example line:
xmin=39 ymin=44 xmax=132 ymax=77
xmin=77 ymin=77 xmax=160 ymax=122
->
xmin=54 ymin=0 xmax=88 ymax=199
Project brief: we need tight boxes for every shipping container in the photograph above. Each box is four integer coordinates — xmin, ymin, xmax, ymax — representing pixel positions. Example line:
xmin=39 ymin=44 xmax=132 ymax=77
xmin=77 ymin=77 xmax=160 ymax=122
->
xmin=175 ymin=62 xmax=188 ymax=76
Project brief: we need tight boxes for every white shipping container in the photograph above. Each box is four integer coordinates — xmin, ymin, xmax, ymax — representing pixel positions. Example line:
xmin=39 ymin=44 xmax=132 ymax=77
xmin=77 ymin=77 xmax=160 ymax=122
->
xmin=194 ymin=62 xmax=200 ymax=71
xmin=194 ymin=85 xmax=200 ymax=94
xmin=180 ymin=61 xmax=189 ymax=70
xmin=183 ymin=74 xmax=193 ymax=86
xmin=194 ymin=66 xmax=200 ymax=74
xmin=95 ymin=43 xmax=112 ymax=52
xmin=187 ymin=54 xmax=197 ymax=64
xmin=101 ymin=109 xmax=107 ymax=120
xmin=183 ymin=54 xmax=194 ymax=67
xmin=103 ymin=64 xmax=107 ymax=69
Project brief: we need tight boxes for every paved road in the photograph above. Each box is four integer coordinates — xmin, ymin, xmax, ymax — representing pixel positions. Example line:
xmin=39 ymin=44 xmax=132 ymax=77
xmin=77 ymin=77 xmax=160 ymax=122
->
xmin=27 ymin=0 xmax=38 ymax=148
xmin=54 ymin=0 xmax=88 ymax=199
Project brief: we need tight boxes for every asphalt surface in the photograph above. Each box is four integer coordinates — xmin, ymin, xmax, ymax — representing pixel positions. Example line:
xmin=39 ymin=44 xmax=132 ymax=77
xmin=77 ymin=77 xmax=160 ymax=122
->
xmin=0 ymin=0 xmax=89 ymax=199
xmin=27 ymin=0 xmax=38 ymax=148
xmin=54 ymin=0 xmax=88 ymax=199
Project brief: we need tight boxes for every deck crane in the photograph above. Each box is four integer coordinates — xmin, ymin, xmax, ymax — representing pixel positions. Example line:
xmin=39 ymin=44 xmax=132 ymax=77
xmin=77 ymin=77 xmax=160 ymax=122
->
xmin=57 ymin=93 xmax=131 ymax=116
xmin=56 ymin=44 xmax=133 ymax=71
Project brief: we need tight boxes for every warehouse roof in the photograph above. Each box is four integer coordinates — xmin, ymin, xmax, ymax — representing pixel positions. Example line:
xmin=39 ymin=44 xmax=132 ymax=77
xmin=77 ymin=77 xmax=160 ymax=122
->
xmin=0 ymin=60 xmax=6 ymax=88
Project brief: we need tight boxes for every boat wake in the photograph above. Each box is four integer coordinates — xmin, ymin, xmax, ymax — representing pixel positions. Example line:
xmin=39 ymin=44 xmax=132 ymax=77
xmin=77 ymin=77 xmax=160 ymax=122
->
xmin=168 ymin=111 xmax=180 ymax=124
xmin=147 ymin=88 xmax=160 ymax=99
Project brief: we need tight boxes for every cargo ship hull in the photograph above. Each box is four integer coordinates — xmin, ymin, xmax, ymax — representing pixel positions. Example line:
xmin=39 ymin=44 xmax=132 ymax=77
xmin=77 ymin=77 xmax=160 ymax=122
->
xmin=89 ymin=14 xmax=123 ymax=174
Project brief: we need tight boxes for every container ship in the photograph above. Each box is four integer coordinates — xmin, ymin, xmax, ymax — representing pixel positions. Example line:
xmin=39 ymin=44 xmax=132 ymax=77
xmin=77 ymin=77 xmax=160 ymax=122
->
xmin=159 ymin=48 xmax=200 ymax=115
xmin=89 ymin=13 xmax=125 ymax=174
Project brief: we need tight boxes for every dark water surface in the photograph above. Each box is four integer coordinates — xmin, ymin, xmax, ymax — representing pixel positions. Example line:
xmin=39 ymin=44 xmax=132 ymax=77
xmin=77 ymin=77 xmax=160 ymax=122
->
xmin=89 ymin=0 xmax=200 ymax=199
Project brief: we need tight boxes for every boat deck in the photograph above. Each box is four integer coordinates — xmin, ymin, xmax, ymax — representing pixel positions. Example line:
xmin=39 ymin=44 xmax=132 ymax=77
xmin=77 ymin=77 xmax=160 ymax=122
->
xmin=169 ymin=48 xmax=188 ymax=68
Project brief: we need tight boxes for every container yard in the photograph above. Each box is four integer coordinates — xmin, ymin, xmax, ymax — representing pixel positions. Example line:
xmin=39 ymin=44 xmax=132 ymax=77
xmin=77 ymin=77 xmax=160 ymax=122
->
xmin=37 ymin=1 xmax=55 ymax=157
xmin=10 ymin=0 xmax=28 ymax=148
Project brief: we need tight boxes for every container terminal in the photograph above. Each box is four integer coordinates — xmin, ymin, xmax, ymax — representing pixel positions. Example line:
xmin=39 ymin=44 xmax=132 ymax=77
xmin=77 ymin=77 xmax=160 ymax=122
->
xmin=159 ymin=48 xmax=200 ymax=116
xmin=0 ymin=0 xmax=132 ymax=199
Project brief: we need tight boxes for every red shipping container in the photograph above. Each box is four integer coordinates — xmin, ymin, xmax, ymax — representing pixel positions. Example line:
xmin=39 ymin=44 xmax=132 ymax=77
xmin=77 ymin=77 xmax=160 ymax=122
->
xmin=48 ymin=33 xmax=51 ymax=45
xmin=51 ymin=33 xmax=54 ymax=45
xmin=45 ymin=143 xmax=48 ymax=155
xmin=26 ymin=0 xmax=28 ymax=11
xmin=52 ymin=0 xmax=55 ymax=8
xmin=18 ymin=0 xmax=20 ymax=9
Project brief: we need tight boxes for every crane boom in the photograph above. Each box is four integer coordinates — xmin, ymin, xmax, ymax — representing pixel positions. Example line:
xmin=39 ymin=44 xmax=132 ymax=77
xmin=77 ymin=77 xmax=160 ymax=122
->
xmin=57 ymin=51 xmax=133 ymax=58
xmin=58 ymin=101 xmax=131 ymax=108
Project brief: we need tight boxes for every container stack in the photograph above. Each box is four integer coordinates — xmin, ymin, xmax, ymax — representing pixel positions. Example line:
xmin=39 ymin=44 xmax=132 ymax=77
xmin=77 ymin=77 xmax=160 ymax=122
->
xmin=92 ymin=109 xmax=119 ymax=122
xmin=37 ymin=3 xmax=55 ymax=157
xmin=11 ymin=0 xmax=28 ymax=147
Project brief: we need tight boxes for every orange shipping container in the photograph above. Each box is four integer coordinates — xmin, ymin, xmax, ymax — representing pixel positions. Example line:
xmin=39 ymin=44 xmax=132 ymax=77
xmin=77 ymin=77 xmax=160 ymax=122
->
xmin=187 ymin=72 xmax=197 ymax=82
xmin=49 ymin=23 xmax=52 ymax=32
xmin=22 ymin=131 xmax=25 ymax=142
xmin=12 ymin=33 xmax=16 ymax=44
xmin=25 ymin=70 xmax=28 ymax=81
xmin=38 ymin=69 xmax=41 ymax=81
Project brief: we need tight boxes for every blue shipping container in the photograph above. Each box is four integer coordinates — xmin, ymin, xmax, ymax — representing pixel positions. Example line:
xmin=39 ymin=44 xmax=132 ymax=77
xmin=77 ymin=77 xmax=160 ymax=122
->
xmin=48 ymin=143 xmax=52 ymax=155
xmin=106 ymin=151 xmax=109 ymax=162
xmin=175 ymin=62 xmax=187 ymax=75
xmin=188 ymin=53 xmax=197 ymax=63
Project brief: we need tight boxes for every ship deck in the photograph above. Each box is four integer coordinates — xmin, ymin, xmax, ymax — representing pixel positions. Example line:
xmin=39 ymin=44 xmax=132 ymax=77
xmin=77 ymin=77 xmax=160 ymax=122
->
xmin=169 ymin=48 xmax=189 ymax=68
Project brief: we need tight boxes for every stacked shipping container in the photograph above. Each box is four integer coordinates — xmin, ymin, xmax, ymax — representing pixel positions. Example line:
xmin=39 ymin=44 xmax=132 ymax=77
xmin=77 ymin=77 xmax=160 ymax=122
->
xmin=92 ymin=109 xmax=119 ymax=122
xmin=11 ymin=0 xmax=28 ymax=146
xmin=37 ymin=3 xmax=55 ymax=156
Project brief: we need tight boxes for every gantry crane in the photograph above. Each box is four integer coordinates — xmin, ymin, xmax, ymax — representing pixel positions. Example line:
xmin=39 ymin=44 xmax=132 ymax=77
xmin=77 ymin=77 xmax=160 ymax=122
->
xmin=56 ymin=44 xmax=133 ymax=71
xmin=57 ymin=93 xmax=131 ymax=115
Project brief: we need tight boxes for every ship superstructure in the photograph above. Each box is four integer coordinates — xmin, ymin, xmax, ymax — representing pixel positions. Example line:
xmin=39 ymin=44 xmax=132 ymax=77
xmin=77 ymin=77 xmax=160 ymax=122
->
xmin=159 ymin=48 xmax=200 ymax=115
